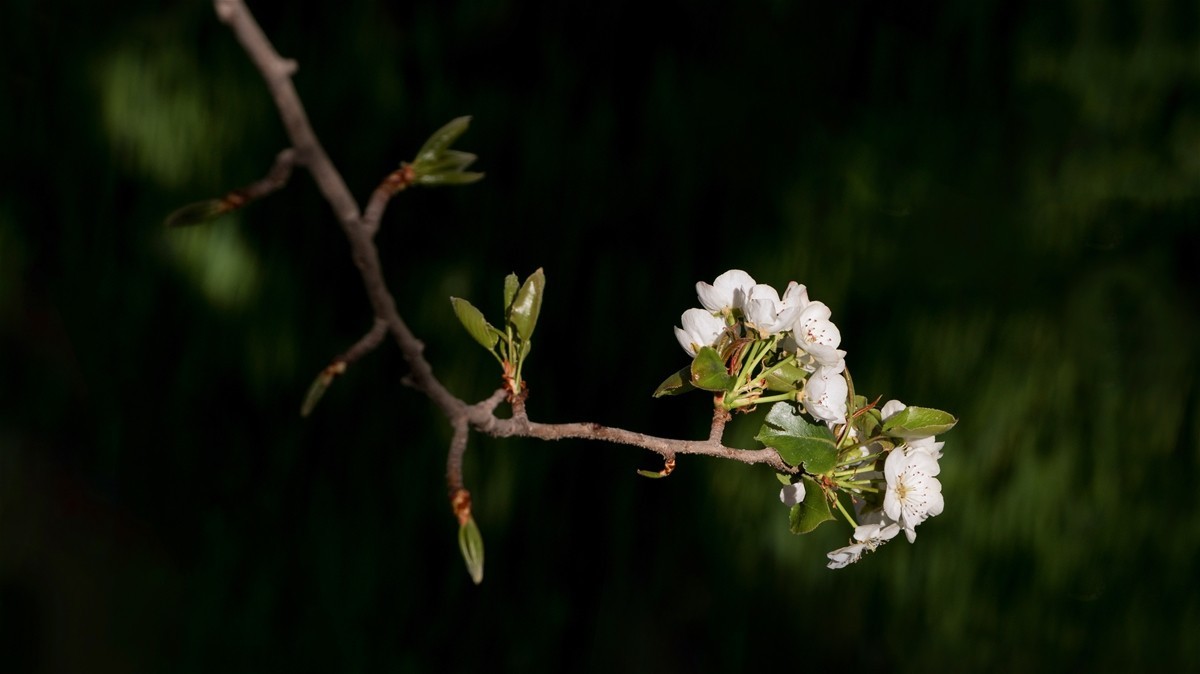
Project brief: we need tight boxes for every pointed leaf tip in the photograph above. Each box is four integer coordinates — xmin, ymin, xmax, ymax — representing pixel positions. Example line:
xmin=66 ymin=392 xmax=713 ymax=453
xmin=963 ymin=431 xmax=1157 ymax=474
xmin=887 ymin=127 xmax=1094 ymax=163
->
xmin=509 ymin=268 xmax=545 ymax=340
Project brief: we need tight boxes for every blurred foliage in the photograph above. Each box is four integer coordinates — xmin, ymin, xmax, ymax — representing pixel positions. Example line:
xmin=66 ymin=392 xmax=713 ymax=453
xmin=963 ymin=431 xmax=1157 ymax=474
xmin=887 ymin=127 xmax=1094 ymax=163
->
xmin=1 ymin=0 xmax=1199 ymax=672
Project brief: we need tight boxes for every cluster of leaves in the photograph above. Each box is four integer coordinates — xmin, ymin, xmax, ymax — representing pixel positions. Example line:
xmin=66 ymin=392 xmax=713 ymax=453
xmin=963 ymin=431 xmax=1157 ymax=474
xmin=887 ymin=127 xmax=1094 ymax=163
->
xmin=450 ymin=269 xmax=545 ymax=396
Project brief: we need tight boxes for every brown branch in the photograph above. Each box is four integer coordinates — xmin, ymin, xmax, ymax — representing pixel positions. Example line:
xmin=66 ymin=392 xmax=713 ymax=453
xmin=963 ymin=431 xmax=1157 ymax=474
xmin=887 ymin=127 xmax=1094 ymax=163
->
xmin=213 ymin=0 xmax=796 ymax=507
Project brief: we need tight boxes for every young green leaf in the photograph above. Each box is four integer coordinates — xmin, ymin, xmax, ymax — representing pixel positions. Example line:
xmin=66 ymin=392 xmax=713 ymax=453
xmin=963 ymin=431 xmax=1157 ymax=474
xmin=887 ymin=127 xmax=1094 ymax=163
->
xmin=300 ymin=371 xmax=332 ymax=418
xmin=509 ymin=268 xmax=545 ymax=340
xmin=450 ymin=297 xmax=500 ymax=350
xmin=458 ymin=515 xmax=485 ymax=585
xmin=503 ymin=273 xmax=519 ymax=316
xmin=652 ymin=365 xmax=696 ymax=397
xmin=415 ymin=116 xmax=473 ymax=164
xmin=755 ymin=401 xmax=838 ymax=474
xmin=763 ymin=361 xmax=808 ymax=392
xmin=689 ymin=346 xmax=734 ymax=391
xmin=788 ymin=477 xmax=834 ymax=534
xmin=881 ymin=406 xmax=958 ymax=439
xmin=165 ymin=199 xmax=230 ymax=227
xmin=415 ymin=171 xmax=485 ymax=187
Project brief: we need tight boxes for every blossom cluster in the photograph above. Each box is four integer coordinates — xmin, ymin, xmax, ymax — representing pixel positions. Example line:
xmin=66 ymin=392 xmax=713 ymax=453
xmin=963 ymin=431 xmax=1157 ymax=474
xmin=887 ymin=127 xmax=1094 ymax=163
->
xmin=674 ymin=269 xmax=849 ymax=423
xmin=667 ymin=270 xmax=954 ymax=569
xmin=820 ymin=399 xmax=946 ymax=568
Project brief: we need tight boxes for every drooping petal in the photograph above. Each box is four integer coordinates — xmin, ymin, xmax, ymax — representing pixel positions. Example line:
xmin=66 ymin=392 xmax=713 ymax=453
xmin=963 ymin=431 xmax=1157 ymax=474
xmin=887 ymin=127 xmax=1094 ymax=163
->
xmin=826 ymin=543 xmax=867 ymax=569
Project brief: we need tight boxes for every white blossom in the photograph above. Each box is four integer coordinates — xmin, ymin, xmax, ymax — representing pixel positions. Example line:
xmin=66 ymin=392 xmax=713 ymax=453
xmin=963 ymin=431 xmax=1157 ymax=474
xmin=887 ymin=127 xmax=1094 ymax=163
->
xmin=802 ymin=366 xmax=848 ymax=426
xmin=826 ymin=543 xmax=867 ymax=569
xmin=696 ymin=269 xmax=756 ymax=314
xmin=779 ymin=481 xmax=806 ymax=507
xmin=792 ymin=301 xmax=846 ymax=370
xmin=744 ymin=284 xmax=802 ymax=336
xmin=674 ymin=308 xmax=726 ymax=357
xmin=883 ymin=448 xmax=944 ymax=543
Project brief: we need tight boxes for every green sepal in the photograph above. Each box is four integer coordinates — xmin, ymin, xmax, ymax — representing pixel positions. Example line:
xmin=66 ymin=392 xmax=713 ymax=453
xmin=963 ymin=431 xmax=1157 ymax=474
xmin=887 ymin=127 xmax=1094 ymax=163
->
xmin=788 ymin=476 xmax=834 ymax=534
xmin=882 ymin=406 xmax=958 ymax=439
xmin=755 ymin=401 xmax=838 ymax=474
xmin=636 ymin=469 xmax=670 ymax=479
xmin=690 ymin=346 xmax=734 ymax=391
xmin=652 ymin=365 xmax=696 ymax=397
xmin=450 ymin=297 xmax=500 ymax=350
xmin=763 ymin=361 xmax=808 ymax=392
xmin=458 ymin=516 xmax=485 ymax=585
xmin=509 ymin=268 xmax=545 ymax=340
xmin=503 ymin=273 xmax=519 ymax=316
xmin=416 ymin=116 xmax=473 ymax=164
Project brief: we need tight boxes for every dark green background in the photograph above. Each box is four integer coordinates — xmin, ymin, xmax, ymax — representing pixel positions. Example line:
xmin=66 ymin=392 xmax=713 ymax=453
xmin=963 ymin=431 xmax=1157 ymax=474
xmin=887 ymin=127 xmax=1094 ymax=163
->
xmin=2 ymin=1 xmax=1198 ymax=671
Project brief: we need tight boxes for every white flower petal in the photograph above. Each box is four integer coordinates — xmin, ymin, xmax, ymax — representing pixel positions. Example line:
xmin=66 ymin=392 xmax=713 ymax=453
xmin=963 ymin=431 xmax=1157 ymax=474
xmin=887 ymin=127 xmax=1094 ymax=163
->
xmin=675 ymin=308 xmax=725 ymax=356
xmin=826 ymin=543 xmax=867 ymax=569
xmin=696 ymin=269 xmax=756 ymax=312
xmin=803 ymin=367 xmax=848 ymax=425
xmin=779 ymin=481 xmax=806 ymax=507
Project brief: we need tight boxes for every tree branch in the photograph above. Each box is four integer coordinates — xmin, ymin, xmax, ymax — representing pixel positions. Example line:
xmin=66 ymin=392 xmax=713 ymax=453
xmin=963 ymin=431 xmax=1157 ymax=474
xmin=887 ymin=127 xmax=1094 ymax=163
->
xmin=212 ymin=0 xmax=794 ymax=503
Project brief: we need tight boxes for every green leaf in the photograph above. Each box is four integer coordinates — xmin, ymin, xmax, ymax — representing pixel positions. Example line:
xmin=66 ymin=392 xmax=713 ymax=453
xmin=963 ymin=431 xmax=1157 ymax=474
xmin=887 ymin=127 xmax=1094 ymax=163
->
xmin=165 ymin=199 xmax=230 ymax=227
xmin=450 ymin=297 xmax=499 ymax=350
xmin=509 ymin=268 xmax=545 ymax=340
xmin=458 ymin=516 xmax=485 ymax=585
xmin=763 ymin=361 xmax=808 ymax=392
xmin=882 ymin=406 xmax=958 ymax=439
xmin=300 ymin=370 xmax=332 ymax=418
xmin=755 ymin=401 xmax=838 ymax=474
xmin=652 ymin=365 xmax=696 ymax=397
xmin=788 ymin=477 xmax=834 ymax=534
xmin=415 ymin=171 xmax=485 ymax=187
xmin=503 ymin=273 xmax=519 ymax=315
xmin=690 ymin=346 xmax=734 ymax=391
xmin=416 ymin=116 xmax=473 ymax=164
xmin=852 ymin=395 xmax=882 ymax=438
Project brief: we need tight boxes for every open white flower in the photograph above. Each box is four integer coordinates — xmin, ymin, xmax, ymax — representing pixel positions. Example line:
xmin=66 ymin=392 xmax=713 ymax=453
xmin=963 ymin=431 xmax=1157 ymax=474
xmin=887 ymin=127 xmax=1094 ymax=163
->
xmin=792 ymin=301 xmax=846 ymax=370
xmin=826 ymin=542 xmax=867 ymax=569
xmin=779 ymin=481 xmax=806 ymax=507
xmin=696 ymin=269 xmax=756 ymax=314
xmin=880 ymin=399 xmax=907 ymax=420
xmin=802 ymin=366 xmax=848 ymax=426
xmin=674 ymin=308 xmax=726 ymax=357
xmin=744 ymin=284 xmax=802 ymax=336
xmin=883 ymin=448 xmax=944 ymax=543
